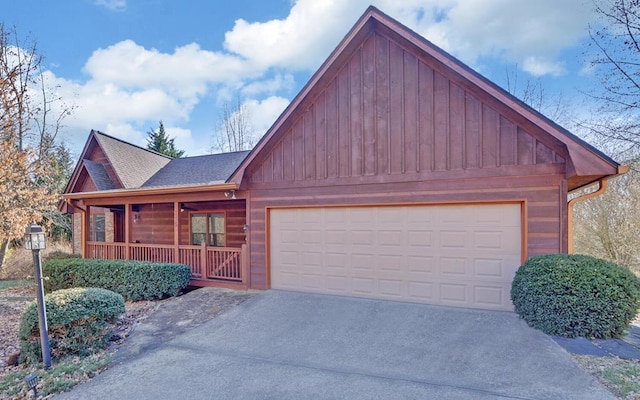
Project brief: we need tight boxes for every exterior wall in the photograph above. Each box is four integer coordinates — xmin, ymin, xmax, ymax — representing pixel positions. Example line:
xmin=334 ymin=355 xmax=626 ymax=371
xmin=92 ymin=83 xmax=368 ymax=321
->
xmin=129 ymin=200 xmax=246 ymax=247
xmin=242 ymin=30 xmax=571 ymax=290
xmin=178 ymin=200 xmax=247 ymax=247
xmin=246 ymin=174 xmax=567 ymax=290
xmin=78 ymin=170 xmax=98 ymax=192
xmin=246 ymin=32 xmax=566 ymax=187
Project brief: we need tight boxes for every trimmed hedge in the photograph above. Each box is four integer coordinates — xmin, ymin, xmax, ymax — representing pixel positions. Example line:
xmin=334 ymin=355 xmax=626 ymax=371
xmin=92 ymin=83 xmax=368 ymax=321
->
xmin=43 ymin=259 xmax=192 ymax=301
xmin=19 ymin=287 xmax=125 ymax=364
xmin=511 ymin=254 xmax=640 ymax=338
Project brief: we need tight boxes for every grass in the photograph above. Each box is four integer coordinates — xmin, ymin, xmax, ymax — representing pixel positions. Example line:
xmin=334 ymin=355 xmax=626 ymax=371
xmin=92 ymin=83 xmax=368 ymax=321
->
xmin=0 ymin=351 xmax=112 ymax=399
xmin=601 ymin=362 xmax=640 ymax=398
xmin=0 ymin=280 xmax=34 ymax=290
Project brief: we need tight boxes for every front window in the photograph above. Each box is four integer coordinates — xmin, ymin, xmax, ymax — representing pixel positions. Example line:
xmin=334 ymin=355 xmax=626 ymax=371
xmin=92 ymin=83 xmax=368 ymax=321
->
xmin=191 ymin=213 xmax=225 ymax=246
xmin=89 ymin=214 xmax=106 ymax=242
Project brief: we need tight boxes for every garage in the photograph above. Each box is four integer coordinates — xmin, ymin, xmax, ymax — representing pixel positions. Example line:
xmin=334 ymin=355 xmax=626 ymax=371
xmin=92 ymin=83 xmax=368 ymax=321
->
xmin=270 ymin=203 xmax=522 ymax=311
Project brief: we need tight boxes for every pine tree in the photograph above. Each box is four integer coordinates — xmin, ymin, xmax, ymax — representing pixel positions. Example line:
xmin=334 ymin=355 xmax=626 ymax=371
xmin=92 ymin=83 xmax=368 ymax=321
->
xmin=146 ymin=121 xmax=185 ymax=158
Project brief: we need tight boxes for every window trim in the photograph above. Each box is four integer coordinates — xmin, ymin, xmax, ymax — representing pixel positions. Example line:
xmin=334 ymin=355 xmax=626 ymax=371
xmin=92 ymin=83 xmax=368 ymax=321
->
xmin=188 ymin=210 xmax=227 ymax=247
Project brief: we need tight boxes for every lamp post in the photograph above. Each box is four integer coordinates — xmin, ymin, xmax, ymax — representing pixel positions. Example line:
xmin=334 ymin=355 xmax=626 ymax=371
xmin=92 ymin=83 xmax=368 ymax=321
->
xmin=24 ymin=224 xmax=51 ymax=369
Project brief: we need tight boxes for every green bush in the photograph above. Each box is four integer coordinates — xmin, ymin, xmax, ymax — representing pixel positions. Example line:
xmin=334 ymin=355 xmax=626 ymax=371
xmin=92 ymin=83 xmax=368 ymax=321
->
xmin=511 ymin=254 xmax=640 ymax=338
xmin=43 ymin=259 xmax=192 ymax=301
xmin=19 ymin=287 xmax=125 ymax=364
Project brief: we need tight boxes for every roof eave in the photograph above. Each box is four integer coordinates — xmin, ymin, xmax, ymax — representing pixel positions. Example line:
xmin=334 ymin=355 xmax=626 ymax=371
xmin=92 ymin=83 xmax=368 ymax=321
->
xmin=62 ymin=182 xmax=239 ymax=200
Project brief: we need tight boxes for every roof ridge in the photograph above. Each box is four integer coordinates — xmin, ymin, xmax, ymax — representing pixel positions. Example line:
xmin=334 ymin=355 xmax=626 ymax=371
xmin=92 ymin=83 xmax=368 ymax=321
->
xmin=93 ymin=130 xmax=173 ymax=160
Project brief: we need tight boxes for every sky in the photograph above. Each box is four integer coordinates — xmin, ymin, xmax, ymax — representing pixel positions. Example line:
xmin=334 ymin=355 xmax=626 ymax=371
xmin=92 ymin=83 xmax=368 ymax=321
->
xmin=2 ymin=0 xmax=606 ymax=159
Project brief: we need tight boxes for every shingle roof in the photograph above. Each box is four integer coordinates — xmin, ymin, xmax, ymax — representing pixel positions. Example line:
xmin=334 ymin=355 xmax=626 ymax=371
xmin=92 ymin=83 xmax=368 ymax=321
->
xmin=83 ymin=160 xmax=116 ymax=190
xmin=93 ymin=131 xmax=172 ymax=188
xmin=142 ymin=151 xmax=250 ymax=188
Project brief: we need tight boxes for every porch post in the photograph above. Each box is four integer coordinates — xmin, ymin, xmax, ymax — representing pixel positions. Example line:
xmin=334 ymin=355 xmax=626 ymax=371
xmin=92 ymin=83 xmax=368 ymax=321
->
xmin=200 ymin=242 xmax=207 ymax=278
xmin=173 ymin=201 xmax=180 ymax=263
xmin=84 ymin=205 xmax=91 ymax=258
xmin=124 ymin=204 xmax=131 ymax=260
xmin=241 ymin=243 xmax=248 ymax=289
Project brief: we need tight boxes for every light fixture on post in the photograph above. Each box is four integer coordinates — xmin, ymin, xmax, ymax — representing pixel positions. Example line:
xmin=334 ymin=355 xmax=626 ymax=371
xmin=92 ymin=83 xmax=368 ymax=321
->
xmin=24 ymin=224 xmax=51 ymax=369
xmin=224 ymin=190 xmax=236 ymax=200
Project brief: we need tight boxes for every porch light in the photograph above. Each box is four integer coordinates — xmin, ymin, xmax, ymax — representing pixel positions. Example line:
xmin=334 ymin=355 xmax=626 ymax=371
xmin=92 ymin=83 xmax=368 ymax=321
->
xmin=225 ymin=190 xmax=236 ymax=200
xmin=24 ymin=224 xmax=51 ymax=369
xmin=24 ymin=224 xmax=46 ymax=250
xmin=24 ymin=373 xmax=38 ymax=397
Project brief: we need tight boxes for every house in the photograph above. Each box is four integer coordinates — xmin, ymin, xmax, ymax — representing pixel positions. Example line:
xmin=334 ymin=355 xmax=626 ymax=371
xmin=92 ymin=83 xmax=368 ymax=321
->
xmin=62 ymin=6 xmax=623 ymax=311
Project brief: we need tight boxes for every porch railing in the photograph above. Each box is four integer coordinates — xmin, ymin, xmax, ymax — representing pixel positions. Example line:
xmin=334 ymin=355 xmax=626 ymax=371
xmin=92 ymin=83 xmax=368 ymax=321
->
xmin=86 ymin=242 xmax=247 ymax=285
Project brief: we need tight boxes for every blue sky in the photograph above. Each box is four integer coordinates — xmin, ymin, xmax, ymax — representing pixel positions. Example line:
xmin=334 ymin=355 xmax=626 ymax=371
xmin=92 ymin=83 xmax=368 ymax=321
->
xmin=3 ymin=0 xmax=603 ymax=158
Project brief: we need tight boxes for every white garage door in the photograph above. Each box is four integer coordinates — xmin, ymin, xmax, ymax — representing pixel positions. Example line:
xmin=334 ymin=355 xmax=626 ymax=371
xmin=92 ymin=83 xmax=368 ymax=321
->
xmin=269 ymin=204 xmax=522 ymax=311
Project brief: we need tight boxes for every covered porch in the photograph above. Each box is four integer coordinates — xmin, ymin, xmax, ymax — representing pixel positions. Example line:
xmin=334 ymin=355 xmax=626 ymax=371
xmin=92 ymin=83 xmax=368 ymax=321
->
xmin=64 ymin=185 xmax=249 ymax=289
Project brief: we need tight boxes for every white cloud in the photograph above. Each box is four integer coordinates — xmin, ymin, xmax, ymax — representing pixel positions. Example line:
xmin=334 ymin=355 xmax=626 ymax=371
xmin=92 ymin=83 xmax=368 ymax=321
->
xmin=241 ymin=73 xmax=295 ymax=97
xmin=94 ymin=0 xmax=126 ymax=12
xmin=83 ymin=40 xmax=258 ymax=99
xmin=243 ymin=96 xmax=290 ymax=137
xmin=522 ymin=56 xmax=566 ymax=77
xmin=406 ymin=0 xmax=594 ymax=69
xmin=40 ymin=40 xmax=264 ymax=154
xmin=164 ymin=126 xmax=199 ymax=156
xmin=224 ymin=0 xmax=595 ymax=77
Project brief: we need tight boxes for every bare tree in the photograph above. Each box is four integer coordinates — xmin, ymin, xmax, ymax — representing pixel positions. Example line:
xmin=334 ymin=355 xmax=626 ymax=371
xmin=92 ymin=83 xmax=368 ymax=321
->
xmin=210 ymin=95 xmax=256 ymax=153
xmin=0 ymin=25 xmax=74 ymax=272
xmin=580 ymin=0 xmax=640 ymax=151
xmin=573 ymin=159 xmax=640 ymax=275
xmin=503 ymin=65 xmax=574 ymax=127
xmin=0 ymin=24 xmax=39 ymax=151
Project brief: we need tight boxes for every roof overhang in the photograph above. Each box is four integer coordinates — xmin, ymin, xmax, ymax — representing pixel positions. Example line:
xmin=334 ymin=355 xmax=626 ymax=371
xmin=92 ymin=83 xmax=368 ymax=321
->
xmin=62 ymin=182 xmax=239 ymax=201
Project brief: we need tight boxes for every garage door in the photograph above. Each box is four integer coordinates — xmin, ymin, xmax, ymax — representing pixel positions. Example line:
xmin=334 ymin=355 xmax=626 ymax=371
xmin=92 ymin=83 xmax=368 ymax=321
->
xmin=269 ymin=204 xmax=522 ymax=311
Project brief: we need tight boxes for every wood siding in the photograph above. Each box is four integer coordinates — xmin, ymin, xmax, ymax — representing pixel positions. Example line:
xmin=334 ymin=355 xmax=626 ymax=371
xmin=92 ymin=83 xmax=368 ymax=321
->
xmin=78 ymin=169 xmax=97 ymax=192
xmin=246 ymin=32 xmax=565 ymax=188
xmin=243 ymin=30 xmax=570 ymax=290
xmin=128 ymin=200 xmax=246 ymax=248
xmin=246 ymin=175 xmax=566 ymax=290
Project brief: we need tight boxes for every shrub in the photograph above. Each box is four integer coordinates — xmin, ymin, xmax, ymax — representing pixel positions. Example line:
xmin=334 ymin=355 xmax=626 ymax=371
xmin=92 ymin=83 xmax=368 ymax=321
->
xmin=19 ymin=288 xmax=125 ymax=364
xmin=43 ymin=259 xmax=192 ymax=301
xmin=511 ymin=254 xmax=640 ymax=338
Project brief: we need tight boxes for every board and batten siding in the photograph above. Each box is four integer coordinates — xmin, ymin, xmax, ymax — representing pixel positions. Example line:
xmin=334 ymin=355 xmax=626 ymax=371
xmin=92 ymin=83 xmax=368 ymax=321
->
xmin=243 ymin=30 xmax=569 ymax=290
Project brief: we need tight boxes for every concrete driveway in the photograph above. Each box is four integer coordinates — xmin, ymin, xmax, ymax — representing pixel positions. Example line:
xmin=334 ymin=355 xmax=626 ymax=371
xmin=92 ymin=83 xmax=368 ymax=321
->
xmin=57 ymin=290 xmax=614 ymax=400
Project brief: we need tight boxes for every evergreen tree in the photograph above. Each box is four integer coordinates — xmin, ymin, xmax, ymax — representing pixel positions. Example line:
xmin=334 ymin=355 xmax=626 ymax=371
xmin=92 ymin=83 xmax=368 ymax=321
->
xmin=146 ymin=121 xmax=185 ymax=158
